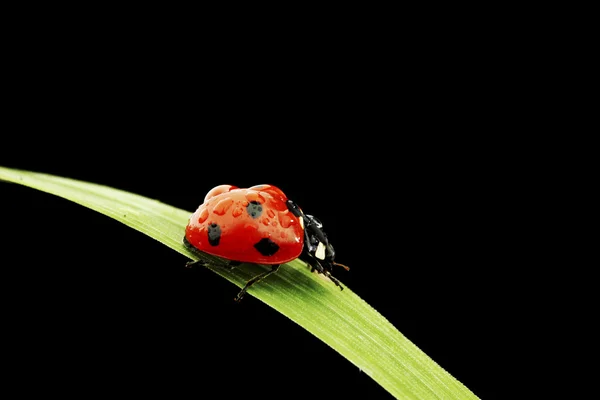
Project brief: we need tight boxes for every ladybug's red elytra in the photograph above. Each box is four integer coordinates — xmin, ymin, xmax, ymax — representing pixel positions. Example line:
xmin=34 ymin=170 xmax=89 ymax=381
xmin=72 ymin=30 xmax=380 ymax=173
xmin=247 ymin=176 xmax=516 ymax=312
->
xmin=183 ymin=184 xmax=348 ymax=301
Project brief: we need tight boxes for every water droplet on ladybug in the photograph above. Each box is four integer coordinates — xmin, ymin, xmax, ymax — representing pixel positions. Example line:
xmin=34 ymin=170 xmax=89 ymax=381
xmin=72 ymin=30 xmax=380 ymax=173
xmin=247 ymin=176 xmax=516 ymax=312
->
xmin=268 ymin=197 xmax=288 ymax=211
xmin=213 ymin=198 xmax=234 ymax=216
xmin=262 ymin=217 xmax=270 ymax=226
xmin=244 ymin=223 xmax=258 ymax=232
xmin=267 ymin=209 xmax=275 ymax=218
xmin=232 ymin=206 xmax=244 ymax=217
xmin=198 ymin=208 xmax=209 ymax=223
xmin=279 ymin=211 xmax=293 ymax=228
xmin=245 ymin=191 xmax=266 ymax=204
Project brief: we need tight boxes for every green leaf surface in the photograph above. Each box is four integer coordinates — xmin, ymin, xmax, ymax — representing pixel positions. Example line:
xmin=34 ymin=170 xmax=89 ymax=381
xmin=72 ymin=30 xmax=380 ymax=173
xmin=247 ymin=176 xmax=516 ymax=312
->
xmin=0 ymin=165 xmax=478 ymax=400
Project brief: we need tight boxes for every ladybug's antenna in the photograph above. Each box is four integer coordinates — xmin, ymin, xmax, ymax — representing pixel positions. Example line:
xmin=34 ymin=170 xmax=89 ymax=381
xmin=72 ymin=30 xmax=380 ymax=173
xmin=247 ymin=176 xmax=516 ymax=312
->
xmin=333 ymin=261 xmax=350 ymax=271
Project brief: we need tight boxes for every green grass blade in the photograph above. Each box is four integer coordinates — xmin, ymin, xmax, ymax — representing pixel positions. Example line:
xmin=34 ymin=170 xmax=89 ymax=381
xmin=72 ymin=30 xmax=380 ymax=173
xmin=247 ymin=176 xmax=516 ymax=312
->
xmin=0 ymin=165 xmax=479 ymax=400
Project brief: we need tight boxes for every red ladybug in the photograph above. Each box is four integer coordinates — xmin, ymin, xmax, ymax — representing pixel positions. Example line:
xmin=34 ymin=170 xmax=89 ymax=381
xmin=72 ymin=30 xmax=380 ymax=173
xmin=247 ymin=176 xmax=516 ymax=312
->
xmin=183 ymin=184 xmax=348 ymax=301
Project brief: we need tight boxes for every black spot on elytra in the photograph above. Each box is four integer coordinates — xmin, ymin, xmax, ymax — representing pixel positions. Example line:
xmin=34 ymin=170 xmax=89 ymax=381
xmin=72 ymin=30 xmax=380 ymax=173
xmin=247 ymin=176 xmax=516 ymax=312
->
xmin=207 ymin=223 xmax=221 ymax=246
xmin=247 ymin=200 xmax=263 ymax=218
xmin=254 ymin=238 xmax=280 ymax=256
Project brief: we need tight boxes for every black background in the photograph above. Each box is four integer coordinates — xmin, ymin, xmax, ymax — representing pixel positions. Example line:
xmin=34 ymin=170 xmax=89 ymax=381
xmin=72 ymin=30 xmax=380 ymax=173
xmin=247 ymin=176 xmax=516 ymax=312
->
xmin=0 ymin=16 xmax=525 ymax=400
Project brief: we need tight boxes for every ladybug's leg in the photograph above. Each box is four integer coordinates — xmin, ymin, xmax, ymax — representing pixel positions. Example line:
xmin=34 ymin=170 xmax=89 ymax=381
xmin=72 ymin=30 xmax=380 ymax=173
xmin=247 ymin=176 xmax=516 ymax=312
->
xmin=185 ymin=259 xmax=241 ymax=270
xmin=235 ymin=264 xmax=280 ymax=302
xmin=318 ymin=267 xmax=344 ymax=290
xmin=185 ymin=259 xmax=206 ymax=268
xmin=301 ymin=253 xmax=344 ymax=291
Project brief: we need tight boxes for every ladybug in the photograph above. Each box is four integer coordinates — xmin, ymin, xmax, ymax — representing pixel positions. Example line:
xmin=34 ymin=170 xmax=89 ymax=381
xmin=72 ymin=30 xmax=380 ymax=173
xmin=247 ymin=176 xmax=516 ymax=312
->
xmin=183 ymin=184 xmax=348 ymax=301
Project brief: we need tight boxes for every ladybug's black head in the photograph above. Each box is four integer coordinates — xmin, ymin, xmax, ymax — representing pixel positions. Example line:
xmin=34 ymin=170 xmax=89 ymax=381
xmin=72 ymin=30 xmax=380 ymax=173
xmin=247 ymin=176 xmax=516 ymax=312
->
xmin=286 ymin=199 xmax=348 ymax=289
xmin=286 ymin=200 xmax=336 ymax=265
xmin=303 ymin=214 xmax=336 ymax=263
